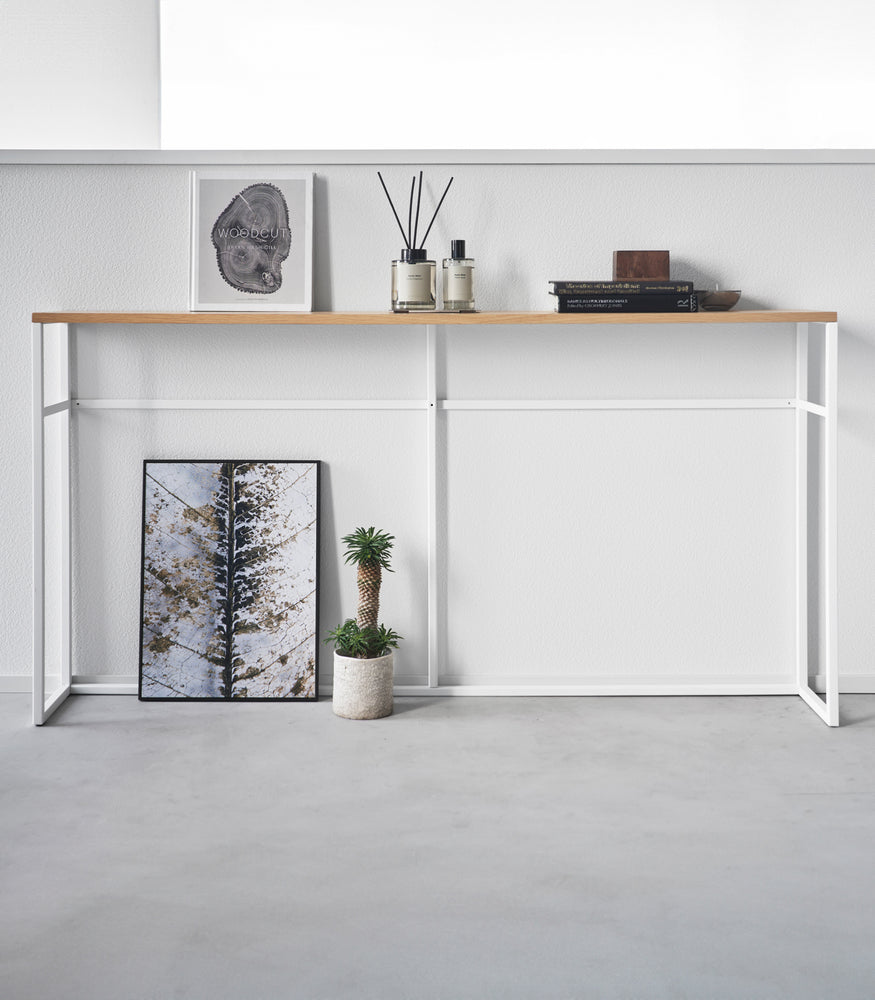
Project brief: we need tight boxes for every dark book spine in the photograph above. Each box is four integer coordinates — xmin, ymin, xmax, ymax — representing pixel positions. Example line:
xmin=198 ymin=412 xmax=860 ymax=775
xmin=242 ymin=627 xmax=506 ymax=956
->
xmin=555 ymin=293 xmax=698 ymax=313
xmin=549 ymin=280 xmax=694 ymax=295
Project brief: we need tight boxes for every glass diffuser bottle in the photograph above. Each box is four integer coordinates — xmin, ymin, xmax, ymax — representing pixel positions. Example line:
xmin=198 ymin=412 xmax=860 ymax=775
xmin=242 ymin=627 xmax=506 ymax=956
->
xmin=392 ymin=247 xmax=436 ymax=312
xmin=378 ymin=170 xmax=454 ymax=314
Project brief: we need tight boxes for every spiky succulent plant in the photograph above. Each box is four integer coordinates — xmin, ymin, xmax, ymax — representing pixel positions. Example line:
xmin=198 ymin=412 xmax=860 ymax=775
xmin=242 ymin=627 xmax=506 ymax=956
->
xmin=341 ymin=526 xmax=395 ymax=630
xmin=325 ymin=527 xmax=402 ymax=660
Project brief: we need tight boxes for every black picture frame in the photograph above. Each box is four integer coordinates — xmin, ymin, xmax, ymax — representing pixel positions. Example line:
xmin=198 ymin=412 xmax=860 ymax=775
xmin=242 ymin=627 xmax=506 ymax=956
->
xmin=138 ymin=459 xmax=320 ymax=701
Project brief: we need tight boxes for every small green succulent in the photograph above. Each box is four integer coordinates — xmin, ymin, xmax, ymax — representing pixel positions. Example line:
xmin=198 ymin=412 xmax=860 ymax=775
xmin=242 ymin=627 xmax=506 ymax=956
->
xmin=324 ymin=619 xmax=403 ymax=659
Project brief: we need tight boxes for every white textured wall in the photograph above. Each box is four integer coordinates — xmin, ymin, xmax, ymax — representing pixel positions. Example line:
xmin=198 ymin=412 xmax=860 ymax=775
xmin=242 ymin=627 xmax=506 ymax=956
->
xmin=160 ymin=0 xmax=875 ymax=148
xmin=0 ymin=0 xmax=159 ymax=147
xmin=2 ymin=162 xmax=873 ymax=690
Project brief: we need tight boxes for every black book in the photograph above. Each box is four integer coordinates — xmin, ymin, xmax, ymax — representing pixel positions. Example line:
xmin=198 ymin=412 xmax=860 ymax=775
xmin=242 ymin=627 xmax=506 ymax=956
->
xmin=549 ymin=279 xmax=694 ymax=295
xmin=554 ymin=293 xmax=698 ymax=313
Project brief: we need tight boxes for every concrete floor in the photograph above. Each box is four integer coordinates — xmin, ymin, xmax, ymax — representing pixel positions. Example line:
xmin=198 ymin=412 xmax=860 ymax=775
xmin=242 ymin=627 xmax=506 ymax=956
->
xmin=2 ymin=693 xmax=875 ymax=1000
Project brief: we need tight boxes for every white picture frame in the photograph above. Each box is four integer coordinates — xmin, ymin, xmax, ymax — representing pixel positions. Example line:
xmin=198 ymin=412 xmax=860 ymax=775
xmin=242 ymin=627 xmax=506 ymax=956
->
xmin=190 ymin=168 xmax=313 ymax=312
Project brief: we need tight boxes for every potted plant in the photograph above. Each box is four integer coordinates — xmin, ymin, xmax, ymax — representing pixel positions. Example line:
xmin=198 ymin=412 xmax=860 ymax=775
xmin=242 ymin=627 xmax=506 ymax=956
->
xmin=326 ymin=527 xmax=402 ymax=719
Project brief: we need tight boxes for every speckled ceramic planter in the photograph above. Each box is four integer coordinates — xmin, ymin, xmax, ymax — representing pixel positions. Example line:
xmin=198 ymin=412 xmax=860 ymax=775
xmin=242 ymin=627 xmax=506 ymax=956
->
xmin=332 ymin=651 xmax=394 ymax=719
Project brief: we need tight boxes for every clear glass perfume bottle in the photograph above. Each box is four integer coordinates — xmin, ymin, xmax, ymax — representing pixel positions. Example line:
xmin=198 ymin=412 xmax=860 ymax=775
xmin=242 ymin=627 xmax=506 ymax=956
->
xmin=392 ymin=247 xmax=436 ymax=312
xmin=442 ymin=239 xmax=475 ymax=311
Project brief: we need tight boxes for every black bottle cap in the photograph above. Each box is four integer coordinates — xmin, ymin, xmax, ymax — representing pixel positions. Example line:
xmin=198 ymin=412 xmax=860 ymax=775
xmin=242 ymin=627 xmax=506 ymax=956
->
xmin=451 ymin=239 xmax=466 ymax=258
xmin=401 ymin=247 xmax=427 ymax=263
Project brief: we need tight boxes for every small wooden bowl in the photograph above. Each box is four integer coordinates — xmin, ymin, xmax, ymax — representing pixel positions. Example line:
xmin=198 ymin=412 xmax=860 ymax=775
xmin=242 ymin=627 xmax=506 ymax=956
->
xmin=699 ymin=290 xmax=741 ymax=311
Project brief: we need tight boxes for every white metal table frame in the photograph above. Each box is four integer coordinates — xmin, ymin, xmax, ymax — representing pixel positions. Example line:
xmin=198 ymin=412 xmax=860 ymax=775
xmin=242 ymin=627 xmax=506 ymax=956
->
xmin=32 ymin=312 xmax=839 ymax=726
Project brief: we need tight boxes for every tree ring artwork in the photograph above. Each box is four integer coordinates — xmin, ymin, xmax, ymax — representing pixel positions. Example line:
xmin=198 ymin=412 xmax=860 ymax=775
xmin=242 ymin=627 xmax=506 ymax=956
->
xmin=139 ymin=460 xmax=320 ymax=701
xmin=211 ymin=183 xmax=291 ymax=294
xmin=192 ymin=171 xmax=312 ymax=310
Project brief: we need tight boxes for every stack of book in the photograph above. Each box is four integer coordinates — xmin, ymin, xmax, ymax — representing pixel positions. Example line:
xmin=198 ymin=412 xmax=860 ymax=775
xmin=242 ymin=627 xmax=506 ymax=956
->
xmin=549 ymin=280 xmax=697 ymax=313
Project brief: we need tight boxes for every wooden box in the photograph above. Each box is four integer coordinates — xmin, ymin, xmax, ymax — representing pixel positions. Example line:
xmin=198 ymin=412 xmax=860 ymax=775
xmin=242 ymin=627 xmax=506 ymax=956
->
xmin=612 ymin=250 xmax=670 ymax=280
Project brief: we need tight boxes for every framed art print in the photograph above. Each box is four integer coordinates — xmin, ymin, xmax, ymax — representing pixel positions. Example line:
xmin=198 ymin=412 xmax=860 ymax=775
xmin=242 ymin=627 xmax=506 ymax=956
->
xmin=190 ymin=168 xmax=313 ymax=311
xmin=139 ymin=460 xmax=320 ymax=701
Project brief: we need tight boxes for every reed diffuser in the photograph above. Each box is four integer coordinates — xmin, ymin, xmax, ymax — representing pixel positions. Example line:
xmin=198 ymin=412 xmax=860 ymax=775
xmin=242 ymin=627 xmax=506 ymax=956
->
xmin=378 ymin=170 xmax=454 ymax=312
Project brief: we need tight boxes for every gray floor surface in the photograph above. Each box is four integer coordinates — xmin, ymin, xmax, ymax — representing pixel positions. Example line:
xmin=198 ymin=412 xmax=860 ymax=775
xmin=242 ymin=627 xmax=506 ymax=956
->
xmin=2 ymin=692 xmax=874 ymax=1000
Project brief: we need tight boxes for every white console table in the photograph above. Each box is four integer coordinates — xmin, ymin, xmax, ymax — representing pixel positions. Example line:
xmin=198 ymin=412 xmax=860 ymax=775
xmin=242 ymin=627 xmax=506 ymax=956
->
xmin=32 ymin=310 xmax=838 ymax=725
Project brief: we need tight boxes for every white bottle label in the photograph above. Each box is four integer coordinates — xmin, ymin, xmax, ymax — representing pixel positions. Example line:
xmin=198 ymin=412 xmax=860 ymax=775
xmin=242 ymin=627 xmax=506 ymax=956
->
xmin=396 ymin=263 xmax=431 ymax=300
xmin=445 ymin=266 xmax=473 ymax=301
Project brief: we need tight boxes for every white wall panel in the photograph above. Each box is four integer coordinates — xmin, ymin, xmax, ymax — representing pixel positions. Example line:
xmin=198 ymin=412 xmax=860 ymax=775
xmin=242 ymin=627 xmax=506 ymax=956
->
xmin=3 ymin=162 xmax=873 ymax=691
xmin=443 ymin=409 xmax=796 ymax=685
xmin=72 ymin=409 xmax=430 ymax=687
xmin=161 ymin=0 xmax=875 ymax=149
xmin=0 ymin=0 xmax=159 ymax=148
xmin=442 ymin=324 xmax=795 ymax=401
xmin=73 ymin=324 xmax=427 ymax=401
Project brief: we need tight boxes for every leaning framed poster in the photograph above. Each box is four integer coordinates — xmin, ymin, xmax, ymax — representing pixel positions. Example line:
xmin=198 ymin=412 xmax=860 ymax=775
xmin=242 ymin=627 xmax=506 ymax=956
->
xmin=139 ymin=460 xmax=320 ymax=701
xmin=190 ymin=168 xmax=313 ymax=311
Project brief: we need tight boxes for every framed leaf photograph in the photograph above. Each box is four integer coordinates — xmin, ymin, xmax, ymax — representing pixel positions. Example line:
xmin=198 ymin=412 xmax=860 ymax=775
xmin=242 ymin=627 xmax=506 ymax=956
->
xmin=190 ymin=168 xmax=314 ymax=311
xmin=139 ymin=460 xmax=320 ymax=701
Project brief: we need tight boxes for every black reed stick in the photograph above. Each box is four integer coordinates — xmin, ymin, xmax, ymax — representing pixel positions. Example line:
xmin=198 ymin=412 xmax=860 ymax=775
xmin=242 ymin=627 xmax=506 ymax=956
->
xmin=407 ymin=175 xmax=416 ymax=248
xmin=417 ymin=176 xmax=454 ymax=249
xmin=377 ymin=171 xmax=410 ymax=249
xmin=412 ymin=170 xmax=424 ymax=250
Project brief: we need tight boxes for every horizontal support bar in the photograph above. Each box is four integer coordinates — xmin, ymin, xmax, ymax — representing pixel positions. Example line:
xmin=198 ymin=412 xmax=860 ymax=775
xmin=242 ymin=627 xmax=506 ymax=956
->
xmin=59 ymin=677 xmax=875 ymax=698
xmin=38 ymin=675 xmax=866 ymax=694
xmin=83 ymin=677 xmax=799 ymax=699
xmin=54 ymin=682 xmax=845 ymax=704
xmin=443 ymin=684 xmax=799 ymax=696
xmin=42 ymin=400 xmax=72 ymax=416
xmin=71 ymin=398 xmax=802 ymax=413
xmin=75 ymin=398 xmax=428 ymax=410
xmin=441 ymin=398 xmax=796 ymax=411
xmin=796 ymin=399 xmax=828 ymax=417
xmin=318 ymin=682 xmax=801 ymax=697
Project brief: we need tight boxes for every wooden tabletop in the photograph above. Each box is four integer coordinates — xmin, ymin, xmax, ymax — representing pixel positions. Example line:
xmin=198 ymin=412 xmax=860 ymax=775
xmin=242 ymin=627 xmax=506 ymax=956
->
xmin=32 ymin=310 xmax=837 ymax=325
